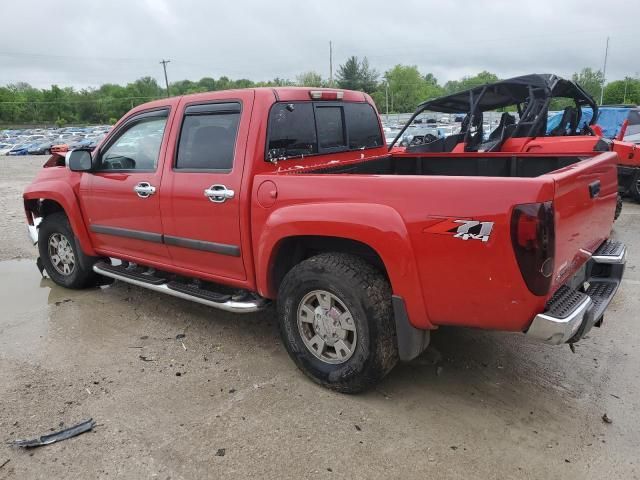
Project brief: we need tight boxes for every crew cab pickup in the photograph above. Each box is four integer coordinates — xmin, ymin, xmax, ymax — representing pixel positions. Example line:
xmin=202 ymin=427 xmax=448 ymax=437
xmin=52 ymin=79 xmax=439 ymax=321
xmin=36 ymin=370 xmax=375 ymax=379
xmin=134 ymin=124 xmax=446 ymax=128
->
xmin=24 ymin=87 xmax=626 ymax=393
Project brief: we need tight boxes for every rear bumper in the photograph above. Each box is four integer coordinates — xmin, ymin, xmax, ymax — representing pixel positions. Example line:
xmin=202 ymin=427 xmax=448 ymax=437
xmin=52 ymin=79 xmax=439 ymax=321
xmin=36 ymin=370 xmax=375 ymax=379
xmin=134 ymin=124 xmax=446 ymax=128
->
xmin=526 ymin=240 xmax=626 ymax=345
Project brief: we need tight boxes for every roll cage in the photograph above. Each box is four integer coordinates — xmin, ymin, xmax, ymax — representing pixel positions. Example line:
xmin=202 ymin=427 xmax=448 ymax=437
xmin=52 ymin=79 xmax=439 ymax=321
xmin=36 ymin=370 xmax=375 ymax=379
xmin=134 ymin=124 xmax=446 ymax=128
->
xmin=389 ymin=74 xmax=598 ymax=152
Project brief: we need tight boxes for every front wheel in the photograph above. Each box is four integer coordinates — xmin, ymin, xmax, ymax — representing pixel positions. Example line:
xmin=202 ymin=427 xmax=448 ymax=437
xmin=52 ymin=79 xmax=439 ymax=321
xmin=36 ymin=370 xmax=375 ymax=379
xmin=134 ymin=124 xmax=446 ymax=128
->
xmin=277 ymin=253 xmax=398 ymax=393
xmin=38 ymin=212 xmax=99 ymax=289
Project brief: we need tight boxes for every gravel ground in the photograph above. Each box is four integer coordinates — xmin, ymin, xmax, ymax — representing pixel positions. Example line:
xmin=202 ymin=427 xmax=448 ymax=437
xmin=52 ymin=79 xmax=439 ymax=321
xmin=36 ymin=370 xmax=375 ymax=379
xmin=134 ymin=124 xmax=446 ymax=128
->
xmin=0 ymin=156 xmax=639 ymax=479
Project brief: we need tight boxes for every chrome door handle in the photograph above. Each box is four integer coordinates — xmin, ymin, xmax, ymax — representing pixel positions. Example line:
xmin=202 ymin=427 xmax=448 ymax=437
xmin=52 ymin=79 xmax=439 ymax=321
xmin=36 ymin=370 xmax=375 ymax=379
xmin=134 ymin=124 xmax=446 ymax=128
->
xmin=134 ymin=182 xmax=156 ymax=198
xmin=204 ymin=184 xmax=235 ymax=203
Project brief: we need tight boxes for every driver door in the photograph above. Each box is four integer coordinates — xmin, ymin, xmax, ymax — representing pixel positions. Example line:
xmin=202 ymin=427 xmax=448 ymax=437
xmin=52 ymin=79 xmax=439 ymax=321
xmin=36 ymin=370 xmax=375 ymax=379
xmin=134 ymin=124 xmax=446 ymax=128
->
xmin=79 ymin=107 xmax=174 ymax=264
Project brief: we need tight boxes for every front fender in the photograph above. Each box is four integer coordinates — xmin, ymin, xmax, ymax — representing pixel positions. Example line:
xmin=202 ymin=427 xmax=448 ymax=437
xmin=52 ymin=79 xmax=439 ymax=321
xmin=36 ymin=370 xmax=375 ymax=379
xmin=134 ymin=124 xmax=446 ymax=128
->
xmin=23 ymin=180 xmax=96 ymax=257
xmin=255 ymin=202 xmax=433 ymax=329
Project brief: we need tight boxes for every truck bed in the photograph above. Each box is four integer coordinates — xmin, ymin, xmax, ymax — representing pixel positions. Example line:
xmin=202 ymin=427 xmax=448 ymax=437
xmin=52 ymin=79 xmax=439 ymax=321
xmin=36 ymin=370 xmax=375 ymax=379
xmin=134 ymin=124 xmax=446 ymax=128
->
xmin=301 ymin=153 xmax=584 ymax=178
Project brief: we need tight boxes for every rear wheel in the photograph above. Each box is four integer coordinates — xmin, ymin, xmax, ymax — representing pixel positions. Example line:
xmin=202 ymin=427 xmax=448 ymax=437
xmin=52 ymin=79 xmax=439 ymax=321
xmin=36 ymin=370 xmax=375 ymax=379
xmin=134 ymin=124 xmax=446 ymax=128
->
xmin=630 ymin=170 xmax=640 ymax=203
xmin=615 ymin=194 xmax=623 ymax=221
xmin=277 ymin=253 xmax=398 ymax=393
xmin=38 ymin=212 xmax=99 ymax=289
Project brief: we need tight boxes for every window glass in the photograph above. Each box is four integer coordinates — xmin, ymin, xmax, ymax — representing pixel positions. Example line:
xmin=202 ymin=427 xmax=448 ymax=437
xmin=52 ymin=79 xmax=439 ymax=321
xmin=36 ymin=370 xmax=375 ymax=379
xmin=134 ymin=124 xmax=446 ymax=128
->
xmin=315 ymin=106 xmax=346 ymax=149
xmin=99 ymin=116 xmax=167 ymax=170
xmin=345 ymin=103 xmax=383 ymax=149
xmin=267 ymin=103 xmax=317 ymax=160
xmin=176 ymin=112 xmax=240 ymax=170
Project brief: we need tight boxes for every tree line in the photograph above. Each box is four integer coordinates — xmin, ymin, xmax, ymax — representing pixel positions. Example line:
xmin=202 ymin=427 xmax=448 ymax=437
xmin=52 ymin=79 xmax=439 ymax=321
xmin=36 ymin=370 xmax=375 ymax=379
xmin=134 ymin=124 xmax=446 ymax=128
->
xmin=1 ymin=57 xmax=638 ymax=126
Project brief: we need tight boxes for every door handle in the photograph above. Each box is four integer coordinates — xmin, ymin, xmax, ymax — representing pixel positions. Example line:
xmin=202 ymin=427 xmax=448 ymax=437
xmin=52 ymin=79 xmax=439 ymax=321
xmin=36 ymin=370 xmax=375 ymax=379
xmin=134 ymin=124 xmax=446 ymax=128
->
xmin=204 ymin=184 xmax=235 ymax=203
xmin=134 ymin=182 xmax=156 ymax=198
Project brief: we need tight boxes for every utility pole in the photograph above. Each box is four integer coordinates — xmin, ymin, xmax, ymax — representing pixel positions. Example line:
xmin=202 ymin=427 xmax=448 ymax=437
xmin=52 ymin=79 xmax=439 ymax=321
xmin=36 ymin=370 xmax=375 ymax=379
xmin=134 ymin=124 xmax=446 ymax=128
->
xmin=600 ymin=37 xmax=609 ymax=105
xmin=385 ymin=82 xmax=389 ymax=121
xmin=329 ymin=41 xmax=333 ymax=87
xmin=624 ymin=77 xmax=629 ymax=104
xmin=160 ymin=59 xmax=171 ymax=97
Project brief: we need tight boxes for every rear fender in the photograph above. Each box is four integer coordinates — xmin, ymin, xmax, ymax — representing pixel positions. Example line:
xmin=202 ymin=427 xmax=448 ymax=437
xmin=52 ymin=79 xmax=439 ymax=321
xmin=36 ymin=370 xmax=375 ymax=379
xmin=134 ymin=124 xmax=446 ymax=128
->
xmin=23 ymin=180 xmax=96 ymax=256
xmin=256 ymin=202 xmax=432 ymax=329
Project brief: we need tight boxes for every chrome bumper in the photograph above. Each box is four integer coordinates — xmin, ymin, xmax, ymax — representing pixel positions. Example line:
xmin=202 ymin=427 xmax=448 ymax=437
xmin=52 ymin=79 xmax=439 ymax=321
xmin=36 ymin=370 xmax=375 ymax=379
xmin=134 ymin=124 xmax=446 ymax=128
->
xmin=526 ymin=240 xmax=626 ymax=345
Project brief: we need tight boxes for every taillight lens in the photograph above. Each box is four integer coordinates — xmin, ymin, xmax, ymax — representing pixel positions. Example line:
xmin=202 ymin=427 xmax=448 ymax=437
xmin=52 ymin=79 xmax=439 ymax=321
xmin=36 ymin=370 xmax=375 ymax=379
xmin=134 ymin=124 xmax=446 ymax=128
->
xmin=510 ymin=201 xmax=555 ymax=296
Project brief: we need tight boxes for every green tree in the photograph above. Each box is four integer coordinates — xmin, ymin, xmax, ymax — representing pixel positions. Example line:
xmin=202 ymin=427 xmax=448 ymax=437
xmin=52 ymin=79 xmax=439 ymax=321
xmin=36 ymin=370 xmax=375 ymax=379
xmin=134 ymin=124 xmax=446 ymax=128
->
xmin=603 ymin=77 xmax=640 ymax=105
xmin=444 ymin=71 xmax=499 ymax=94
xmin=296 ymin=71 xmax=324 ymax=87
xmin=336 ymin=56 xmax=379 ymax=93
xmin=379 ymin=65 xmax=443 ymax=113
xmin=572 ymin=68 xmax=604 ymax=101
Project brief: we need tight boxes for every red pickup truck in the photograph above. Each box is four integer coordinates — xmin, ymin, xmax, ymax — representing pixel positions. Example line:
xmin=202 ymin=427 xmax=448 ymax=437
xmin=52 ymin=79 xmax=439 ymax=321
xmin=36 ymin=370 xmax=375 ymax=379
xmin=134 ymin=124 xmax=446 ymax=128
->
xmin=24 ymin=87 xmax=626 ymax=392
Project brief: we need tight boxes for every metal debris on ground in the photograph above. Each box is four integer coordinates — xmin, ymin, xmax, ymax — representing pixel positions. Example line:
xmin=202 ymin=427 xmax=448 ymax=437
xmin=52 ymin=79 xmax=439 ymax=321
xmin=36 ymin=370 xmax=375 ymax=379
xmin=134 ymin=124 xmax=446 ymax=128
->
xmin=139 ymin=355 xmax=156 ymax=362
xmin=0 ymin=459 xmax=10 ymax=469
xmin=215 ymin=448 xmax=226 ymax=457
xmin=602 ymin=413 xmax=613 ymax=424
xmin=9 ymin=418 xmax=96 ymax=448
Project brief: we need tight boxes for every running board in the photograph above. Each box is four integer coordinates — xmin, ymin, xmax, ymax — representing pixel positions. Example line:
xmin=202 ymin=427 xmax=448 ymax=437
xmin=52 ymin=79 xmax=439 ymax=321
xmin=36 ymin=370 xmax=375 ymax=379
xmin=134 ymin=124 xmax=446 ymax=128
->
xmin=93 ymin=262 xmax=269 ymax=313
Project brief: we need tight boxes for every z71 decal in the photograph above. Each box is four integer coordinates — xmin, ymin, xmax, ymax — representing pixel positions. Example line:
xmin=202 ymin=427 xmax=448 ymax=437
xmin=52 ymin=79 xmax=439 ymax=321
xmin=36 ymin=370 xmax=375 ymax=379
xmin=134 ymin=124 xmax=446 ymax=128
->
xmin=424 ymin=218 xmax=495 ymax=243
xmin=452 ymin=220 xmax=494 ymax=242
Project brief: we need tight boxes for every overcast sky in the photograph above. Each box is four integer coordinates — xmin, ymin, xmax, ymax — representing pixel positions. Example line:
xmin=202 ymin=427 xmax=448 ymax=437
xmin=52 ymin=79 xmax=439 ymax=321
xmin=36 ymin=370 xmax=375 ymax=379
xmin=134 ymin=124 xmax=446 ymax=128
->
xmin=0 ymin=0 xmax=638 ymax=89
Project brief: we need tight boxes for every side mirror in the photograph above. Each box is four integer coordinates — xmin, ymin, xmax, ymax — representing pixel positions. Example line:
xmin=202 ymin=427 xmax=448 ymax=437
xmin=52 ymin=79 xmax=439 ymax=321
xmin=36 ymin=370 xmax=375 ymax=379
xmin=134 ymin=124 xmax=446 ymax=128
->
xmin=68 ymin=149 xmax=96 ymax=172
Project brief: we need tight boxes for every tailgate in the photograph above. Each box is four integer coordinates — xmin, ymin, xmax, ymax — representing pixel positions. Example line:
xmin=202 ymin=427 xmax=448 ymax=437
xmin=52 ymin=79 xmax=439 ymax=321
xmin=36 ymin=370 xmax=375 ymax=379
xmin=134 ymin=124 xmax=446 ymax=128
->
xmin=549 ymin=151 xmax=618 ymax=289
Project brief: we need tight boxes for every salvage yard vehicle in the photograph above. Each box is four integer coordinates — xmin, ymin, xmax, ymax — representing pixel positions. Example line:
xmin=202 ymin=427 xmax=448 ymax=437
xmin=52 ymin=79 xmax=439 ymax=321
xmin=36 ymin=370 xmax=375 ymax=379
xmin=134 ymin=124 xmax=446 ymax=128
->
xmin=24 ymin=86 xmax=626 ymax=393
xmin=394 ymin=74 xmax=640 ymax=206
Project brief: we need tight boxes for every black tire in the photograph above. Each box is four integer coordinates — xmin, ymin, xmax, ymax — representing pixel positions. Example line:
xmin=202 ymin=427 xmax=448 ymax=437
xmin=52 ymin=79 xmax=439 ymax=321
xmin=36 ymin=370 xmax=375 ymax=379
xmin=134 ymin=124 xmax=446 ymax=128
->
xmin=277 ymin=253 xmax=398 ymax=393
xmin=614 ymin=194 xmax=623 ymax=221
xmin=38 ymin=212 xmax=99 ymax=289
xmin=630 ymin=170 xmax=640 ymax=203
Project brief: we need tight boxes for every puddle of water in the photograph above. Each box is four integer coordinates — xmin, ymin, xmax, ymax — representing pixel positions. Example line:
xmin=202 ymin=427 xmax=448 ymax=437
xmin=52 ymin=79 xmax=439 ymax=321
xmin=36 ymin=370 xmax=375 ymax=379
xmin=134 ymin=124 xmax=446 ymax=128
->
xmin=0 ymin=259 xmax=53 ymax=361
xmin=0 ymin=259 xmax=100 ymax=362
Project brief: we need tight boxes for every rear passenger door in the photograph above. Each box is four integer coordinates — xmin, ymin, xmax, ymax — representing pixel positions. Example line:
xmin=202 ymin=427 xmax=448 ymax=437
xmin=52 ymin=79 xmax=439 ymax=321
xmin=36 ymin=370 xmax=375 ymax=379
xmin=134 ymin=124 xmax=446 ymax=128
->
xmin=159 ymin=93 xmax=252 ymax=281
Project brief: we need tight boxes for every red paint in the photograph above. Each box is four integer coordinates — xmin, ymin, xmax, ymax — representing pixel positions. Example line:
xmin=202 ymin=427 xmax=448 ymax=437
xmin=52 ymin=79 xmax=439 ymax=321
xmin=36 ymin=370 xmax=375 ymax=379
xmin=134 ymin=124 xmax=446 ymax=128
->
xmin=23 ymin=87 xmax=618 ymax=335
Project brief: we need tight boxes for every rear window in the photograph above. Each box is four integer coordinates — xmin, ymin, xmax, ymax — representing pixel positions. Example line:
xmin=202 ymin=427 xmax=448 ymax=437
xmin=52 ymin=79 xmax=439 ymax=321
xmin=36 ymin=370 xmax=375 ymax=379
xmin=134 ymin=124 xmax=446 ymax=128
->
xmin=267 ymin=101 xmax=382 ymax=160
xmin=267 ymin=103 xmax=317 ymax=160
xmin=316 ymin=106 xmax=346 ymax=150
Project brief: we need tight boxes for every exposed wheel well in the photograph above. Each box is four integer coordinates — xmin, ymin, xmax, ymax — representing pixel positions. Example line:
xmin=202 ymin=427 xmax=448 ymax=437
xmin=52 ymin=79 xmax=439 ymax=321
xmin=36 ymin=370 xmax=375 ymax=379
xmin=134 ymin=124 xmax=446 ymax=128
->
xmin=25 ymin=199 xmax=66 ymax=219
xmin=270 ymin=236 xmax=388 ymax=295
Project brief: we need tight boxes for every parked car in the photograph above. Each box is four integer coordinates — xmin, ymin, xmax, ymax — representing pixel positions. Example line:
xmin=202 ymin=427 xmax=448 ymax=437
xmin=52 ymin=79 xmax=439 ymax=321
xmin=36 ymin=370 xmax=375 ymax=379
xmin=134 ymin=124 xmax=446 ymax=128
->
xmin=7 ymin=143 xmax=31 ymax=156
xmin=24 ymin=87 xmax=625 ymax=393
xmin=0 ymin=143 xmax=15 ymax=155
xmin=27 ymin=140 xmax=54 ymax=155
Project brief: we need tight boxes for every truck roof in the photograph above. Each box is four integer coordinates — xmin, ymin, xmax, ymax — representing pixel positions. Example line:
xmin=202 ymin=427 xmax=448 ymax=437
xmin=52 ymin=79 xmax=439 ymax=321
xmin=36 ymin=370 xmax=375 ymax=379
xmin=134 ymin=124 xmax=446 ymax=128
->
xmin=131 ymin=87 xmax=371 ymax=114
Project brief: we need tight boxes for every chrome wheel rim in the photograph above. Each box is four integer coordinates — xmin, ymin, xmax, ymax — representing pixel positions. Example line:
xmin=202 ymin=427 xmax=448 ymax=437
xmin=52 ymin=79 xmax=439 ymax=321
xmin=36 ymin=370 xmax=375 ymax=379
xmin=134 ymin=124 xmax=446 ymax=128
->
xmin=297 ymin=290 xmax=357 ymax=364
xmin=48 ymin=233 xmax=76 ymax=276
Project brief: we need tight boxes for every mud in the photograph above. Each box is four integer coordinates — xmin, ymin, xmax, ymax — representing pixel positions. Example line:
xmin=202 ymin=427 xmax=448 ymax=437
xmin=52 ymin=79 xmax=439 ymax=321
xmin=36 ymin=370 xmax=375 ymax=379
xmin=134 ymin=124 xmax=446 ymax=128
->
xmin=0 ymin=156 xmax=638 ymax=479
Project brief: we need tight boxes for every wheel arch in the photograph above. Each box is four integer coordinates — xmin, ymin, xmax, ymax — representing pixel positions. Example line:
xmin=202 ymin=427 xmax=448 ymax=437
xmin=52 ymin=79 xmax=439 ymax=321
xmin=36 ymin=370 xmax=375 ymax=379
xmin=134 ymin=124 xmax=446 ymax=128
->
xmin=255 ymin=203 xmax=433 ymax=329
xmin=23 ymin=181 xmax=96 ymax=256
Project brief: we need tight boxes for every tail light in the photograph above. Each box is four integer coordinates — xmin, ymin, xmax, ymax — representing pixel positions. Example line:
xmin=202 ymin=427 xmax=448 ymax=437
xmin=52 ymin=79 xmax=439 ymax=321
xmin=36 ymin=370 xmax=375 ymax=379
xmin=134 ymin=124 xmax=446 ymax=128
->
xmin=510 ymin=201 xmax=555 ymax=296
xmin=309 ymin=90 xmax=344 ymax=100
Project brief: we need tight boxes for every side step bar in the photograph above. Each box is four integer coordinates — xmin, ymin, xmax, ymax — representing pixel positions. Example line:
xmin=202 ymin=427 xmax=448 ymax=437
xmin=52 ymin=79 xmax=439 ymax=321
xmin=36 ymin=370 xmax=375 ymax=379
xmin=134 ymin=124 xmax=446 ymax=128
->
xmin=93 ymin=262 xmax=269 ymax=313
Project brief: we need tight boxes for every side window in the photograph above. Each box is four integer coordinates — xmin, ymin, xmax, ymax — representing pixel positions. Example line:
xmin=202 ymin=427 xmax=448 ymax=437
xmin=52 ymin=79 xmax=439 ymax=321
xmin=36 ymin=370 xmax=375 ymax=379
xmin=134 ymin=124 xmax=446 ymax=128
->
xmin=345 ymin=103 xmax=383 ymax=149
xmin=267 ymin=103 xmax=317 ymax=160
xmin=176 ymin=104 xmax=241 ymax=170
xmin=99 ymin=115 xmax=168 ymax=171
xmin=315 ymin=106 xmax=346 ymax=150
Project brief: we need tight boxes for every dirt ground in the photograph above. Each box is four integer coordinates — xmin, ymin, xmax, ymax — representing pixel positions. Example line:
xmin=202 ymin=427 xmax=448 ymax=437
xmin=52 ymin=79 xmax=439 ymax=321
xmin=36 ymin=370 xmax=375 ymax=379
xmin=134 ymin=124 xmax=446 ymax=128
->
xmin=1 ymin=156 xmax=639 ymax=480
